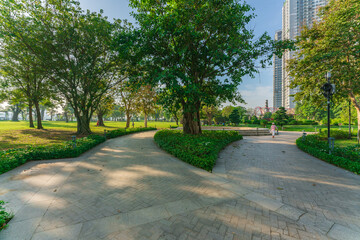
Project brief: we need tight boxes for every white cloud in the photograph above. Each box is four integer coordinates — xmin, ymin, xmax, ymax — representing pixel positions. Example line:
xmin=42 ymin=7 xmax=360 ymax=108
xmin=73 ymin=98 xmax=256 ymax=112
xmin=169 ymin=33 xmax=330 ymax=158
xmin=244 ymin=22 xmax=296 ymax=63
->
xmin=239 ymin=85 xmax=273 ymax=109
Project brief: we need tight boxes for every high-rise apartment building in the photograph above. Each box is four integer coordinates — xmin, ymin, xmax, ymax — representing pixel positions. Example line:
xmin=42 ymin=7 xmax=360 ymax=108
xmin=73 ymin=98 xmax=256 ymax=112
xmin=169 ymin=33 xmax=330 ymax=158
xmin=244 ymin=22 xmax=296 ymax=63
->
xmin=273 ymin=30 xmax=283 ymax=109
xmin=280 ymin=0 xmax=328 ymax=109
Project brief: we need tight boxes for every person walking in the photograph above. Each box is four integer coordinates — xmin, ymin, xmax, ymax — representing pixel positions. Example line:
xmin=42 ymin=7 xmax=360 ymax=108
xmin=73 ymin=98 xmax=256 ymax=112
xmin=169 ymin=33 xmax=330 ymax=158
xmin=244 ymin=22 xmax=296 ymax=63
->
xmin=270 ymin=122 xmax=278 ymax=138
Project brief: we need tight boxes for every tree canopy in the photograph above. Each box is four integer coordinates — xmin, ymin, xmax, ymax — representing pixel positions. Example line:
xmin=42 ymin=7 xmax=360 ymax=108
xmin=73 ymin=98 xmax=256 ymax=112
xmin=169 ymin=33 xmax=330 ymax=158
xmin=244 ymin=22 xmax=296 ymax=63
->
xmin=129 ymin=0 xmax=291 ymax=134
xmin=0 ymin=0 xmax=131 ymax=134
xmin=288 ymin=0 xmax=360 ymax=131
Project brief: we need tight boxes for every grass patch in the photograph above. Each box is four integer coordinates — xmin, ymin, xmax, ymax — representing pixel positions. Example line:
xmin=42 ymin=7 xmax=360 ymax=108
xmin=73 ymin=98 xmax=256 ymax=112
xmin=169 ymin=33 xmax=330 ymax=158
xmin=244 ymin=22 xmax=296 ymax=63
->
xmin=154 ymin=130 xmax=243 ymax=171
xmin=296 ymin=134 xmax=360 ymax=175
xmin=0 ymin=121 xmax=175 ymax=150
xmin=0 ymin=127 xmax=156 ymax=175
xmin=0 ymin=201 xmax=13 ymax=231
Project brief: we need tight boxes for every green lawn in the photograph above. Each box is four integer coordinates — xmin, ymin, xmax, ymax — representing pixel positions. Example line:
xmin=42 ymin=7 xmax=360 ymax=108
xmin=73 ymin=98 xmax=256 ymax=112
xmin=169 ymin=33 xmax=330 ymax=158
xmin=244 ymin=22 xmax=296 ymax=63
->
xmin=332 ymin=137 xmax=359 ymax=148
xmin=0 ymin=121 xmax=179 ymax=150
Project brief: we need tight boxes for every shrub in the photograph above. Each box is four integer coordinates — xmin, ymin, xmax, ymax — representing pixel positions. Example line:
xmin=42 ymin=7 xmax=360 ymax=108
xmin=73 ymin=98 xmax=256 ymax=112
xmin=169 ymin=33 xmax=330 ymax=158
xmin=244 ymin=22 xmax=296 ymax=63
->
xmin=296 ymin=135 xmax=360 ymax=174
xmin=319 ymin=129 xmax=351 ymax=140
xmin=0 ymin=127 xmax=157 ymax=174
xmin=260 ymin=119 xmax=268 ymax=127
xmin=0 ymin=201 xmax=13 ymax=231
xmin=154 ymin=130 xmax=243 ymax=171
xmin=106 ymin=127 xmax=156 ymax=139
xmin=289 ymin=120 xmax=298 ymax=125
xmin=303 ymin=120 xmax=318 ymax=125
xmin=252 ymin=119 xmax=260 ymax=125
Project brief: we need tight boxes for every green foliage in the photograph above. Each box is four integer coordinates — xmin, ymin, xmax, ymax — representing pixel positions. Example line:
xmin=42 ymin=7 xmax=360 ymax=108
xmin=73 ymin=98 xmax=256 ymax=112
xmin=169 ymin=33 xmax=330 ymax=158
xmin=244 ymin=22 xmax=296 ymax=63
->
xmin=319 ymin=130 xmax=351 ymax=140
xmin=288 ymin=120 xmax=298 ymax=125
xmin=289 ymin=0 xmax=360 ymax=130
xmin=263 ymin=112 xmax=272 ymax=119
xmin=106 ymin=127 xmax=156 ymax=139
xmin=0 ymin=200 xmax=12 ymax=231
xmin=260 ymin=119 xmax=268 ymax=127
xmin=129 ymin=0 xmax=289 ymax=134
xmin=0 ymin=0 xmax=131 ymax=134
xmin=154 ymin=130 xmax=243 ymax=171
xmin=0 ymin=127 xmax=156 ymax=174
xmin=0 ymin=135 xmax=106 ymax=174
xmin=250 ymin=116 xmax=260 ymax=125
xmin=296 ymin=135 xmax=360 ymax=174
xmin=272 ymin=107 xmax=289 ymax=126
xmin=229 ymin=109 xmax=241 ymax=125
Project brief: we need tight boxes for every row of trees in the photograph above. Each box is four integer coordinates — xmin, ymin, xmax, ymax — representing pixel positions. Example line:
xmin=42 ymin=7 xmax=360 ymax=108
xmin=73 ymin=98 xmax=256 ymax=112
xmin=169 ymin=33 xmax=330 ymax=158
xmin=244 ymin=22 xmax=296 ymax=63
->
xmin=0 ymin=0 xmax=290 ymax=135
xmin=288 ymin=0 xmax=360 ymax=132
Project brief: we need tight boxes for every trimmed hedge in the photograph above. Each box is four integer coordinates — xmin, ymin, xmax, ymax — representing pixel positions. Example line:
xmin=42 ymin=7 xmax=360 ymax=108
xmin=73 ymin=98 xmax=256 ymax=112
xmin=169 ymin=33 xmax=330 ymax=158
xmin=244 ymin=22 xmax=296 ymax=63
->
xmin=106 ymin=127 xmax=156 ymax=139
xmin=0 ymin=201 xmax=13 ymax=231
xmin=154 ymin=130 xmax=243 ymax=171
xmin=296 ymin=135 xmax=360 ymax=174
xmin=0 ymin=127 xmax=156 ymax=174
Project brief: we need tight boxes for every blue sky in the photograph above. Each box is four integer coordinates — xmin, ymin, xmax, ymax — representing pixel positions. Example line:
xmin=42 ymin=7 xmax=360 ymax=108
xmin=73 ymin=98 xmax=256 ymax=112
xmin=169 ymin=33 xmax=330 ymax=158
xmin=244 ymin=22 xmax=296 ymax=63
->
xmin=78 ymin=0 xmax=284 ymax=109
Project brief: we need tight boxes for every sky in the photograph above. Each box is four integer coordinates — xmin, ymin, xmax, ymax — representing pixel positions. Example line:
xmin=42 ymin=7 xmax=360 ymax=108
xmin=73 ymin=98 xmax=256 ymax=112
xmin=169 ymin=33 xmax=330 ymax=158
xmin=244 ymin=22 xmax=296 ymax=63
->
xmin=77 ymin=0 xmax=284 ymax=109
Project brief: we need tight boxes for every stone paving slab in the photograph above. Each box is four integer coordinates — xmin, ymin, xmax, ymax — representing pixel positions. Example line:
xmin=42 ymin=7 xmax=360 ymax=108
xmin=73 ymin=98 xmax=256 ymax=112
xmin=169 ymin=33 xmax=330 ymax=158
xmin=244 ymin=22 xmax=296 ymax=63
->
xmin=0 ymin=131 xmax=359 ymax=239
xmin=328 ymin=224 xmax=360 ymax=240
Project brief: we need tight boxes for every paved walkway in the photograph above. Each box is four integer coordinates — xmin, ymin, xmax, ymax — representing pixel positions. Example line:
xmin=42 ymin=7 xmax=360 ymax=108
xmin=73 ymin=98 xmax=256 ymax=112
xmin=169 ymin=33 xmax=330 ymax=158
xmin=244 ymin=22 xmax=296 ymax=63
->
xmin=0 ymin=131 xmax=359 ymax=239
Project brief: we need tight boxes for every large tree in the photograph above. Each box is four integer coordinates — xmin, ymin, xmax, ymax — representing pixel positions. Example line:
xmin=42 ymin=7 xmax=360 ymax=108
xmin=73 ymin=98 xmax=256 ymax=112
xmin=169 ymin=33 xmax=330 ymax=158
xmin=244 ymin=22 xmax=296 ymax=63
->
xmin=117 ymin=81 xmax=138 ymax=128
xmin=0 ymin=46 xmax=51 ymax=129
xmin=95 ymin=95 xmax=115 ymax=127
xmin=134 ymin=85 xmax=157 ymax=128
xmin=0 ymin=0 xmax=129 ymax=134
xmin=288 ymin=0 xmax=360 ymax=132
xmin=129 ymin=0 xmax=289 ymax=134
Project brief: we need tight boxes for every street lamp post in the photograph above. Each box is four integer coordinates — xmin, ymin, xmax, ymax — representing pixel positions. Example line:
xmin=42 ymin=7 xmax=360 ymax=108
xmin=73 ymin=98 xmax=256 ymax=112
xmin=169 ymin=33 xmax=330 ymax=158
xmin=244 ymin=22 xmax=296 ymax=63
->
xmin=321 ymin=72 xmax=335 ymax=153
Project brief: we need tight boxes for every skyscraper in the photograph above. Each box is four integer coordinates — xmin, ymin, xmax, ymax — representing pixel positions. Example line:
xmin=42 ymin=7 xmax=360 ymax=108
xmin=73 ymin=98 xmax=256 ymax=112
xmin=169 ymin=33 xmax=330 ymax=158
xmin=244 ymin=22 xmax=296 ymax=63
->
xmin=280 ymin=0 xmax=328 ymax=109
xmin=273 ymin=30 xmax=283 ymax=109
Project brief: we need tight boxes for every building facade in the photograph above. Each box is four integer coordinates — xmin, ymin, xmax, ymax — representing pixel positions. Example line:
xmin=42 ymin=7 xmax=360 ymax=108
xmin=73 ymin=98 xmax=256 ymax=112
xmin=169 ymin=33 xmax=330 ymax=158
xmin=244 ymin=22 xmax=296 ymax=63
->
xmin=280 ymin=0 xmax=328 ymax=109
xmin=273 ymin=30 xmax=283 ymax=109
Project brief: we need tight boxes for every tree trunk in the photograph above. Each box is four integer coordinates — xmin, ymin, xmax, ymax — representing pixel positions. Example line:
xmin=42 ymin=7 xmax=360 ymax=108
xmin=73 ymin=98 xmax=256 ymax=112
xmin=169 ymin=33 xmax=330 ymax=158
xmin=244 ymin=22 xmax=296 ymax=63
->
xmin=355 ymin=106 xmax=360 ymax=141
xmin=174 ymin=115 xmax=179 ymax=126
xmin=21 ymin=111 xmax=26 ymax=121
xmin=98 ymin=113 xmax=105 ymax=127
xmin=41 ymin=107 xmax=45 ymax=120
xmin=34 ymin=101 xmax=43 ymax=129
xmin=350 ymin=94 xmax=360 ymax=142
xmin=76 ymin=114 xmax=92 ymax=135
xmin=144 ymin=113 xmax=148 ymax=128
xmin=64 ymin=112 xmax=69 ymax=123
xmin=29 ymin=103 xmax=35 ymax=128
xmin=349 ymin=100 xmax=352 ymax=139
xmin=126 ymin=113 xmax=131 ymax=128
xmin=207 ymin=113 xmax=213 ymax=126
xmin=11 ymin=105 xmax=21 ymax=121
xmin=182 ymin=104 xmax=202 ymax=135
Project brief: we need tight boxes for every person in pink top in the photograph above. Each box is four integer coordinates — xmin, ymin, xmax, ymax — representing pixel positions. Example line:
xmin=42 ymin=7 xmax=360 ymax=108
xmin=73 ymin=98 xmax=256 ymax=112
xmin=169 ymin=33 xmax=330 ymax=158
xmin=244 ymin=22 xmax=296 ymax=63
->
xmin=270 ymin=122 xmax=278 ymax=138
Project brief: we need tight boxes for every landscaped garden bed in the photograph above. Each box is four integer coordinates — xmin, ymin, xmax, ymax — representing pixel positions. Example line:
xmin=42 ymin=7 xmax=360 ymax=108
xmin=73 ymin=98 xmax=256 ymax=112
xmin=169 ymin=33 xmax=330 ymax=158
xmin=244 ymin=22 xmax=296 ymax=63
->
xmin=296 ymin=134 xmax=360 ymax=175
xmin=0 ymin=127 xmax=156 ymax=174
xmin=154 ymin=130 xmax=243 ymax=171
xmin=0 ymin=201 xmax=12 ymax=232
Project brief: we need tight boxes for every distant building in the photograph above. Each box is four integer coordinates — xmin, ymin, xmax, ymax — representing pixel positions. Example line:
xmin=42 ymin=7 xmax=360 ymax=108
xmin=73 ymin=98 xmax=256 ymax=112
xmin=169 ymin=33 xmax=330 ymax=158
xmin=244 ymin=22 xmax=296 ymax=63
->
xmin=281 ymin=0 xmax=328 ymax=109
xmin=273 ymin=30 xmax=283 ymax=109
